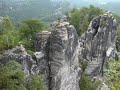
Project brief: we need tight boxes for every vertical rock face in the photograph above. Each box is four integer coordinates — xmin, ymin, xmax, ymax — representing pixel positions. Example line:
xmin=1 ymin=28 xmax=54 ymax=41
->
xmin=48 ymin=22 xmax=80 ymax=90
xmin=79 ymin=12 xmax=118 ymax=76
xmin=22 ymin=17 xmax=80 ymax=90
xmin=34 ymin=21 xmax=81 ymax=90
xmin=34 ymin=31 xmax=51 ymax=89
xmin=34 ymin=31 xmax=51 ymax=51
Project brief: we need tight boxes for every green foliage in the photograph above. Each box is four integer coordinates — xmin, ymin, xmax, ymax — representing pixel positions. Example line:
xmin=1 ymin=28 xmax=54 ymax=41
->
xmin=0 ymin=30 xmax=19 ymax=50
xmin=70 ymin=9 xmax=81 ymax=35
xmin=116 ymin=26 xmax=120 ymax=51
xmin=27 ymin=75 xmax=46 ymax=90
xmin=0 ymin=17 xmax=20 ymax=51
xmin=0 ymin=60 xmax=46 ymax=90
xmin=19 ymin=18 xmax=43 ymax=50
xmin=80 ymin=16 xmax=89 ymax=34
xmin=79 ymin=60 xmax=88 ymax=73
xmin=79 ymin=75 xmax=91 ymax=90
xmin=105 ymin=55 xmax=120 ymax=90
xmin=0 ymin=60 xmax=26 ymax=90
xmin=115 ymin=14 xmax=120 ymax=52
xmin=20 ymin=18 xmax=43 ymax=39
xmin=27 ymin=49 xmax=34 ymax=56
xmin=70 ymin=5 xmax=104 ymax=35
xmin=79 ymin=75 xmax=101 ymax=90
xmin=1 ymin=16 xmax=13 ymax=31
xmin=88 ymin=5 xmax=104 ymax=22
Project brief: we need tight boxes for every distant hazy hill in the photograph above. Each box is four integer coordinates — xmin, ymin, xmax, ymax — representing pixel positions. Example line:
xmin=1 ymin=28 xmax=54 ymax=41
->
xmin=0 ymin=0 xmax=73 ymax=22
xmin=0 ymin=0 xmax=119 ymax=22
xmin=98 ymin=2 xmax=120 ymax=14
xmin=52 ymin=0 xmax=120 ymax=14
xmin=64 ymin=0 xmax=120 ymax=14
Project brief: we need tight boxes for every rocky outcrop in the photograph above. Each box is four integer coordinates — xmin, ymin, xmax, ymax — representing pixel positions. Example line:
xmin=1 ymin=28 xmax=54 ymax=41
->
xmin=48 ymin=21 xmax=81 ymax=90
xmin=34 ymin=31 xmax=51 ymax=51
xmin=0 ymin=12 xmax=117 ymax=90
xmin=79 ymin=12 xmax=118 ymax=77
xmin=0 ymin=19 xmax=81 ymax=90
xmin=100 ymin=83 xmax=110 ymax=90
xmin=34 ymin=31 xmax=51 ymax=89
xmin=0 ymin=45 xmax=38 ymax=81
xmin=34 ymin=21 xmax=81 ymax=90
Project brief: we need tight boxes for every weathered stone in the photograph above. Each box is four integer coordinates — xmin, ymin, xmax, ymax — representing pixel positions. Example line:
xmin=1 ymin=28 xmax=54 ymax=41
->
xmin=33 ymin=50 xmax=49 ymax=89
xmin=34 ymin=31 xmax=51 ymax=51
xmin=0 ymin=12 xmax=117 ymax=90
xmin=48 ymin=22 xmax=81 ymax=90
xmin=79 ymin=12 xmax=118 ymax=77
xmin=0 ymin=45 xmax=38 ymax=81
xmin=34 ymin=20 xmax=81 ymax=90
xmin=100 ymin=83 xmax=110 ymax=90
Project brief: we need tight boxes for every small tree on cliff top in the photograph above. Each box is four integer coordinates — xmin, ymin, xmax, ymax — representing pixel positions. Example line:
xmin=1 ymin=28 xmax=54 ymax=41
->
xmin=19 ymin=18 xmax=43 ymax=50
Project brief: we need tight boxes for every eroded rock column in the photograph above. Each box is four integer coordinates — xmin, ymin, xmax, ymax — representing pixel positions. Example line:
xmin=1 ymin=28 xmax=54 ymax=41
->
xmin=79 ymin=12 xmax=118 ymax=76
xmin=49 ymin=22 xmax=81 ymax=90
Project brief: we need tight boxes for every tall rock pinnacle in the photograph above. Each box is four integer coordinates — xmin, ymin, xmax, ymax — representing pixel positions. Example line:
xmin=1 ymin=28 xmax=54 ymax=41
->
xmin=79 ymin=12 xmax=118 ymax=76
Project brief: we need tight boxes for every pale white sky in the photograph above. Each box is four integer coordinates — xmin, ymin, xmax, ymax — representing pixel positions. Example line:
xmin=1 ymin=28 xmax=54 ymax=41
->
xmin=59 ymin=0 xmax=120 ymax=2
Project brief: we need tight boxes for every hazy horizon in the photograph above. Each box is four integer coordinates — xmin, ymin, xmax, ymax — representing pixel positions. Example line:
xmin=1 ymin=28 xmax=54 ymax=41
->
xmin=54 ymin=0 xmax=120 ymax=2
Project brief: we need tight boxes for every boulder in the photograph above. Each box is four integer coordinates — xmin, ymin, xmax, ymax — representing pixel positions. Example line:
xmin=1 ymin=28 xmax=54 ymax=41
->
xmin=100 ymin=83 xmax=110 ymax=90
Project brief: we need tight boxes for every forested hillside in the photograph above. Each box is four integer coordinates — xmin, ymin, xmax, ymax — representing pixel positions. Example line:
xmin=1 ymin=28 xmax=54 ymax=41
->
xmin=0 ymin=0 xmax=70 ymax=22
xmin=0 ymin=0 xmax=120 ymax=22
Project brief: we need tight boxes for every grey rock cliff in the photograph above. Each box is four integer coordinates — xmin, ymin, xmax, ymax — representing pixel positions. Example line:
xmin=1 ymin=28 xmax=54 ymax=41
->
xmin=34 ymin=31 xmax=51 ymax=51
xmin=48 ymin=22 xmax=81 ymax=90
xmin=0 ymin=12 xmax=117 ymax=90
xmin=79 ymin=12 xmax=118 ymax=77
xmin=34 ymin=31 xmax=51 ymax=89
xmin=34 ymin=21 xmax=81 ymax=90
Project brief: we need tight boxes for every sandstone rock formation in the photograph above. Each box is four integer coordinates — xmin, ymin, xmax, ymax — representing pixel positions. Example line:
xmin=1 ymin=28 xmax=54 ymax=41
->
xmin=34 ymin=20 xmax=81 ymax=90
xmin=0 ymin=12 xmax=118 ymax=90
xmin=48 ymin=21 xmax=81 ymax=90
xmin=34 ymin=31 xmax=51 ymax=89
xmin=0 ymin=19 xmax=81 ymax=90
xmin=0 ymin=45 xmax=38 ymax=81
xmin=34 ymin=31 xmax=51 ymax=51
xmin=79 ymin=12 xmax=118 ymax=77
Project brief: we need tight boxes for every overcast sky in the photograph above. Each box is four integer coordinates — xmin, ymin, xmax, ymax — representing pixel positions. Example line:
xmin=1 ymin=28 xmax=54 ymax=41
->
xmin=58 ymin=0 xmax=120 ymax=2
xmin=97 ymin=0 xmax=119 ymax=1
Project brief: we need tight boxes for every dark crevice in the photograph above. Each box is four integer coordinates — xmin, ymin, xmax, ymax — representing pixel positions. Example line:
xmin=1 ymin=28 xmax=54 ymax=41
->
xmin=46 ymin=37 xmax=52 ymax=90
xmin=92 ymin=19 xmax=100 ymax=39
xmin=92 ymin=29 xmax=98 ymax=39
xmin=99 ymin=50 xmax=106 ymax=76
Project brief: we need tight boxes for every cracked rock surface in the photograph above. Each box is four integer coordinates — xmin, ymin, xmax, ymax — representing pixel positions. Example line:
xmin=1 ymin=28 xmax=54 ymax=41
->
xmin=79 ymin=12 xmax=118 ymax=77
